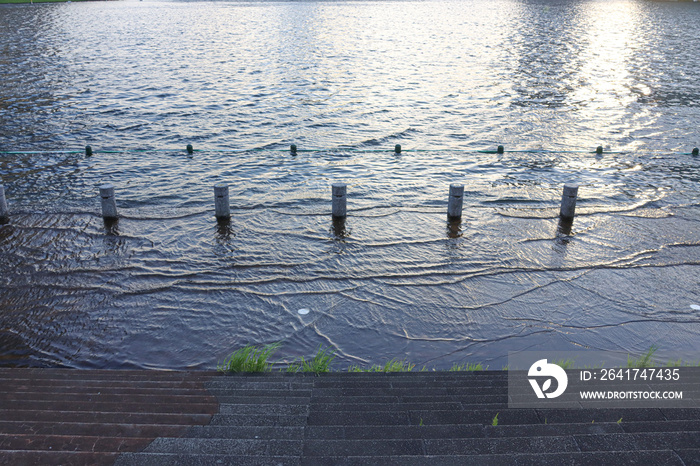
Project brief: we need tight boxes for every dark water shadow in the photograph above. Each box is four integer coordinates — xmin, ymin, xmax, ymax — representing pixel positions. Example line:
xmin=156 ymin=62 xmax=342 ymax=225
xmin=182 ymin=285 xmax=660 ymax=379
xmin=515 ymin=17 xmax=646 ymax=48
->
xmin=103 ymin=217 xmax=120 ymax=236
xmin=555 ymin=216 xmax=574 ymax=246
xmin=215 ymin=218 xmax=235 ymax=242
xmin=446 ymin=217 xmax=462 ymax=239
xmin=331 ymin=216 xmax=350 ymax=240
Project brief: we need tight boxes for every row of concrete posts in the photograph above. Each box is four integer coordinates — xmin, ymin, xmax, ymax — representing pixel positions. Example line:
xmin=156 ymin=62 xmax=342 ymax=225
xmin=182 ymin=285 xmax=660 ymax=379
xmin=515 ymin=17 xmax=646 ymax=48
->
xmin=0 ymin=183 xmax=579 ymax=226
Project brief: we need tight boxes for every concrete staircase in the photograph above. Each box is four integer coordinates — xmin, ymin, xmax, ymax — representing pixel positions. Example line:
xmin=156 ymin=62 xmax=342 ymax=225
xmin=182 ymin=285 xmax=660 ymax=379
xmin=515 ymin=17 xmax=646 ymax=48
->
xmin=2 ymin=369 xmax=700 ymax=465
xmin=0 ymin=368 xmax=218 ymax=465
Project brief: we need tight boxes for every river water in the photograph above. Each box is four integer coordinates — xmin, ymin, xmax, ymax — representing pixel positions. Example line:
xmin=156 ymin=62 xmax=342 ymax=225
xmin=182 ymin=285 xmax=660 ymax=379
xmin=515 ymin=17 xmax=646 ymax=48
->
xmin=1 ymin=0 xmax=699 ymax=369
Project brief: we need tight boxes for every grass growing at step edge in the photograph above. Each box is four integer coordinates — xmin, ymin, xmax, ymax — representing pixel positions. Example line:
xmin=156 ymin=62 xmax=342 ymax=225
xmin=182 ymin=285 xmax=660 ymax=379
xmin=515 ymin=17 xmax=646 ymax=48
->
xmin=348 ymin=358 xmax=416 ymax=373
xmin=627 ymin=345 xmax=658 ymax=368
xmin=286 ymin=345 xmax=337 ymax=374
xmin=450 ymin=362 xmax=487 ymax=371
xmin=217 ymin=342 xmax=281 ymax=373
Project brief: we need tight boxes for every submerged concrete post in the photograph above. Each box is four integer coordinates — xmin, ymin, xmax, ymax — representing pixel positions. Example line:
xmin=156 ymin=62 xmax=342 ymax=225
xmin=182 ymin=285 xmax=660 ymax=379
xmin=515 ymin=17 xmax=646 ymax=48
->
xmin=447 ymin=184 xmax=464 ymax=219
xmin=0 ymin=185 xmax=9 ymax=222
xmin=332 ymin=183 xmax=347 ymax=218
xmin=560 ymin=184 xmax=578 ymax=221
xmin=99 ymin=184 xmax=118 ymax=219
xmin=214 ymin=184 xmax=230 ymax=220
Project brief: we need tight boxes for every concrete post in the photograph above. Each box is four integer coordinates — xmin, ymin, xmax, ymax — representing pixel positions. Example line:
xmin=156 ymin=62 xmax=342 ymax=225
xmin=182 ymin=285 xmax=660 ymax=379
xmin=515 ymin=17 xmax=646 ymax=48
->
xmin=0 ymin=185 xmax=9 ymax=222
xmin=560 ymin=184 xmax=578 ymax=221
xmin=214 ymin=184 xmax=230 ymax=220
xmin=332 ymin=183 xmax=347 ymax=218
xmin=99 ymin=184 xmax=118 ymax=219
xmin=447 ymin=184 xmax=464 ymax=219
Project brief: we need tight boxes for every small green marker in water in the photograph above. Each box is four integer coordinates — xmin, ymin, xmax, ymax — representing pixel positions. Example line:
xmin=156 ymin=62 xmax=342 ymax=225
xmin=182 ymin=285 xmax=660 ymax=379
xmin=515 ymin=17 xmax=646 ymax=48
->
xmin=497 ymin=145 xmax=504 ymax=154
xmin=290 ymin=144 xmax=297 ymax=155
xmin=85 ymin=145 xmax=92 ymax=157
xmin=693 ymin=147 xmax=699 ymax=156
xmin=596 ymin=146 xmax=603 ymax=155
xmin=394 ymin=144 xmax=401 ymax=154
xmin=186 ymin=144 xmax=194 ymax=155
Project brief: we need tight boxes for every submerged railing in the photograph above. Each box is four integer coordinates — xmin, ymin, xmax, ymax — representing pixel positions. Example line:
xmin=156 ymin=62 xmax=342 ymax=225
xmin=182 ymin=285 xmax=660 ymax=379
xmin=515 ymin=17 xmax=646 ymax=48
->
xmin=0 ymin=143 xmax=698 ymax=156
xmin=1 ymin=143 xmax=697 ymax=231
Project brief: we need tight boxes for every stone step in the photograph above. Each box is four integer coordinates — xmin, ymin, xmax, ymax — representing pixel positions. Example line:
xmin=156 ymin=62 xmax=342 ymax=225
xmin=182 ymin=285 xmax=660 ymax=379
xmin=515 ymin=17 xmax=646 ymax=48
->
xmin=0 ymin=369 xmax=216 ymax=381
xmin=310 ymin=394 xmax=505 ymax=405
xmin=200 ymin=388 xmax=313 ymax=398
xmin=661 ymin=408 xmax=700 ymax=420
xmin=141 ymin=438 xmax=303 ymax=456
xmin=676 ymin=449 xmax=700 ymax=465
xmin=307 ymin=409 xmax=539 ymax=426
xmin=534 ymin=408 xmax=670 ymax=423
xmin=301 ymin=436 xmax=584 ymax=457
xmin=0 ymin=433 xmax=153 ymax=452
xmin=313 ymin=373 xmax=509 ymax=380
xmin=0 ymin=450 xmax=118 ymax=465
xmin=205 ymin=381 xmax=313 ymax=390
xmin=0 ymin=379 xmax=208 ymax=390
xmin=114 ymin=453 xmax=301 ymax=465
xmin=311 ymin=380 xmax=508 ymax=389
xmin=0 ymin=409 xmax=212 ymax=425
xmin=0 ymin=421 xmax=188 ymax=438
xmin=619 ymin=419 xmax=700 ymax=433
xmin=0 ymin=385 xmax=214 ymax=397
xmin=209 ymin=414 xmax=308 ymax=427
xmin=0 ymin=400 xmax=216 ymax=415
xmin=181 ymin=426 xmax=305 ymax=440
xmin=211 ymin=396 xmax=311 ymax=405
xmin=298 ymin=451 xmax=685 ymax=465
xmin=218 ymin=404 xmax=309 ymax=416
xmin=310 ymin=387 xmax=508 ymax=397
xmin=303 ymin=422 xmax=625 ymax=440
xmin=310 ymin=402 xmax=474 ymax=412
xmin=0 ymin=392 xmax=214 ymax=404
xmin=574 ymin=432 xmax=700 ymax=451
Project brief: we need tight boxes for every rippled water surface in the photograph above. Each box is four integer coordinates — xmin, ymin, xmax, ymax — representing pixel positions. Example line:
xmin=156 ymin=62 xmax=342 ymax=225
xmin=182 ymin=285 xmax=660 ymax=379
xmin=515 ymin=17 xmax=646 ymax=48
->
xmin=1 ymin=0 xmax=699 ymax=369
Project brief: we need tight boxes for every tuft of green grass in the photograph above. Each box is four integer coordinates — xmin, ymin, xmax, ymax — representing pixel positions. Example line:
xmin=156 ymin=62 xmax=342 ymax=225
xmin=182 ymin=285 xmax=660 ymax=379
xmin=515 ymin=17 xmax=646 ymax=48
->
xmin=449 ymin=362 xmax=487 ymax=372
xmin=381 ymin=359 xmax=415 ymax=372
xmin=617 ymin=418 xmax=622 ymax=424
xmin=348 ymin=358 xmax=416 ymax=373
xmin=419 ymin=418 xmax=424 ymax=426
xmin=491 ymin=413 xmax=499 ymax=427
xmin=553 ymin=358 xmax=576 ymax=370
xmin=217 ymin=342 xmax=281 ymax=373
xmin=287 ymin=345 xmax=336 ymax=374
xmin=627 ymin=345 xmax=658 ymax=368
